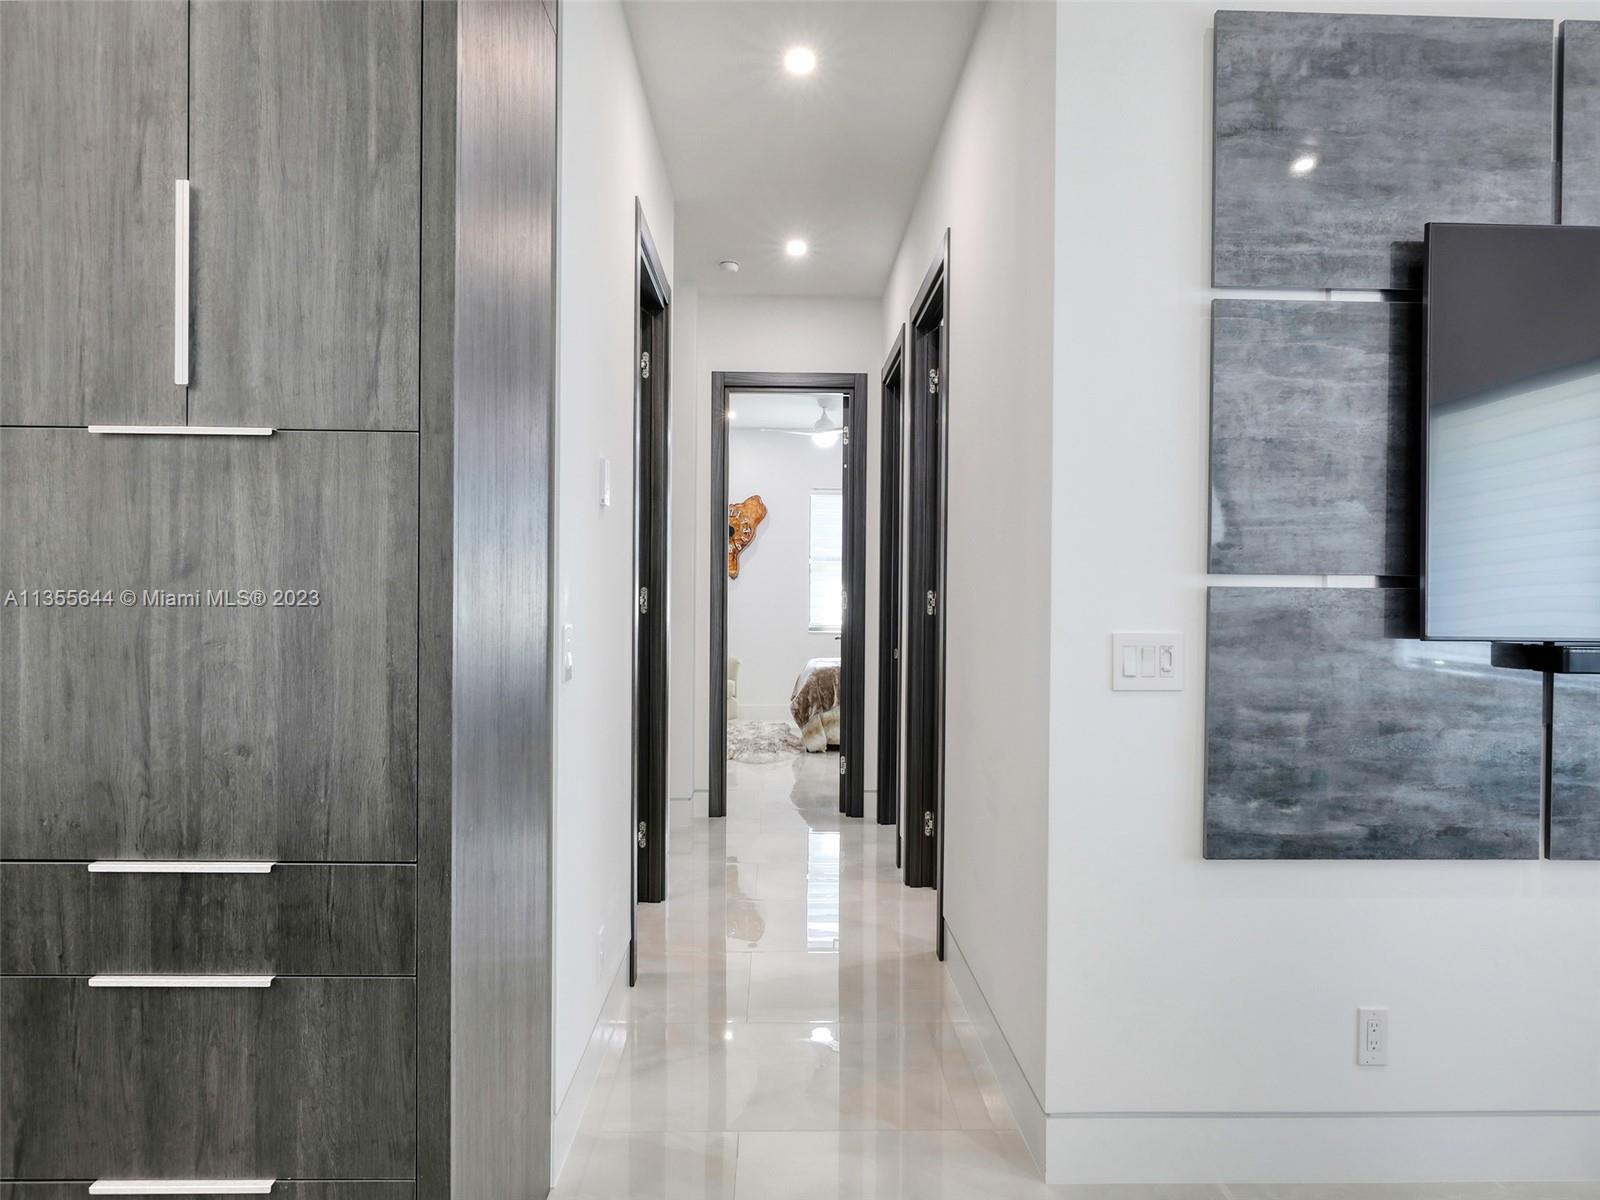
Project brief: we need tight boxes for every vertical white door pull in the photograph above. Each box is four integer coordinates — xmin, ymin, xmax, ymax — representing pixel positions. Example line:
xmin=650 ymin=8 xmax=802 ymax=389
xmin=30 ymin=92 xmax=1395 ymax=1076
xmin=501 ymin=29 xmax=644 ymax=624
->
xmin=174 ymin=179 xmax=190 ymax=387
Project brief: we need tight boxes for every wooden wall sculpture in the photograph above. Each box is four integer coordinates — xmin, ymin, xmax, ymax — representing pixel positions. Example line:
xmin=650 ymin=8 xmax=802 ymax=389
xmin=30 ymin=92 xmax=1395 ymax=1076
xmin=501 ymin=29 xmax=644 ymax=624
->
xmin=727 ymin=494 xmax=767 ymax=579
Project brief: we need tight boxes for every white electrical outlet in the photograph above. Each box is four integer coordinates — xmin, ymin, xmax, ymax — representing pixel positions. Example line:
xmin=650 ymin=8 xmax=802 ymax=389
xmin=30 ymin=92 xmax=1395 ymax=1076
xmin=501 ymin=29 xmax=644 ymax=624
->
xmin=1358 ymin=1006 xmax=1389 ymax=1066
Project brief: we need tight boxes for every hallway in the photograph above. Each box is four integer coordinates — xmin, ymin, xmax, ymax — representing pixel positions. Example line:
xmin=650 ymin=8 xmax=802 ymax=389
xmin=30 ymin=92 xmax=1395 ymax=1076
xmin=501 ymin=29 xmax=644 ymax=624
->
xmin=551 ymin=752 xmax=1054 ymax=1198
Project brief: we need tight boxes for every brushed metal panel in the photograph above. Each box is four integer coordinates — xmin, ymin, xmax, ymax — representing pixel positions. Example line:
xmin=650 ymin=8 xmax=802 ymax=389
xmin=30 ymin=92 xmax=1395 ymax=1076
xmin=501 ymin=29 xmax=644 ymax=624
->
xmin=449 ymin=1 xmax=556 ymax=1193
xmin=0 ymin=1 xmax=187 ymax=425
xmin=188 ymin=0 xmax=420 ymax=429
xmin=0 ymin=864 xmax=414 ymax=976
xmin=1213 ymin=11 xmax=1553 ymax=289
xmin=1209 ymin=299 xmax=1419 ymax=576
xmin=1 ymin=977 xmax=415 ymax=1179
xmin=0 ymin=429 xmax=418 ymax=861
xmin=1205 ymin=587 xmax=1541 ymax=859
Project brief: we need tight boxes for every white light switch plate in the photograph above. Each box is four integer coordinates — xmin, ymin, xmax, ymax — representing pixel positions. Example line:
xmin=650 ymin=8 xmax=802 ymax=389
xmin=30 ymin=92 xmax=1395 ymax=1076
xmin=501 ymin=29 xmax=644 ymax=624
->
xmin=1111 ymin=630 xmax=1183 ymax=691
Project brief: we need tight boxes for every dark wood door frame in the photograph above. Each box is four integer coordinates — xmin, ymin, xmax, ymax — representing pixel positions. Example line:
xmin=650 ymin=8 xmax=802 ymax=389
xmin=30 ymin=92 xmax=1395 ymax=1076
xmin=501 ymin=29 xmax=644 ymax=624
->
xmin=709 ymin=370 xmax=870 ymax=820
xmin=632 ymin=201 xmax=671 ymax=984
xmin=877 ymin=329 xmax=906 ymax=837
xmin=903 ymin=232 xmax=949 ymax=962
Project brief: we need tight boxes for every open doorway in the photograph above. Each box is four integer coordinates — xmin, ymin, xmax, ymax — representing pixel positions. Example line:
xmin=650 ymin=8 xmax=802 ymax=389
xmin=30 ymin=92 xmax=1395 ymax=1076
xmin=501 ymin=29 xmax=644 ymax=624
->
xmin=630 ymin=202 xmax=670 ymax=986
xmin=903 ymin=234 xmax=949 ymax=960
xmin=709 ymin=371 xmax=869 ymax=821
xmin=878 ymin=328 xmax=906 ymax=845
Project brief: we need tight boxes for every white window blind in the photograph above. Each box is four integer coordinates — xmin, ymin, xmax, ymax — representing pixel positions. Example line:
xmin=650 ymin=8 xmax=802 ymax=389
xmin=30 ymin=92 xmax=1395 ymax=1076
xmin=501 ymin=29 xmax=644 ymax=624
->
xmin=809 ymin=490 xmax=843 ymax=631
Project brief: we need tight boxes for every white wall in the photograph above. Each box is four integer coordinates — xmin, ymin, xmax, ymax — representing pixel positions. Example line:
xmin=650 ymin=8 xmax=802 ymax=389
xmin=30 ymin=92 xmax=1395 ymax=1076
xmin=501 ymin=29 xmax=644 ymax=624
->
xmin=552 ymin=0 xmax=674 ymax=1164
xmin=681 ymin=295 xmax=884 ymax=796
xmin=727 ymin=429 xmax=844 ymax=720
xmin=1048 ymin=0 xmax=1600 ymax=1183
xmin=880 ymin=0 xmax=1057 ymax=1115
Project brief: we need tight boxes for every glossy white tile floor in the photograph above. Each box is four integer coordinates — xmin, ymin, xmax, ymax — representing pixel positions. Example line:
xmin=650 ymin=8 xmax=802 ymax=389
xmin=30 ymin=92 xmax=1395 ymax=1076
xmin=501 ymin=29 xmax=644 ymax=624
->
xmin=551 ymin=751 xmax=1600 ymax=1199
xmin=551 ymin=749 xmax=1054 ymax=1199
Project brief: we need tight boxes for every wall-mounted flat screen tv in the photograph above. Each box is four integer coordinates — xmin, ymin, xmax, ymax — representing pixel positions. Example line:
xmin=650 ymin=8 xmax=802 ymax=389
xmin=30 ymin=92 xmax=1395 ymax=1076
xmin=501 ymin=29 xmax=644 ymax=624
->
xmin=1424 ymin=223 xmax=1600 ymax=644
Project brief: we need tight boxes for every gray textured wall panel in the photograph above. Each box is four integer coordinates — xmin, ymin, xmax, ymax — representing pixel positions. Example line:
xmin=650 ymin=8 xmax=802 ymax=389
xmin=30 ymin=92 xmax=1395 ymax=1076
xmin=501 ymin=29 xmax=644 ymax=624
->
xmin=1213 ymin=11 xmax=1554 ymax=289
xmin=1551 ymin=674 xmax=1600 ymax=859
xmin=1563 ymin=21 xmax=1600 ymax=225
xmin=1205 ymin=588 xmax=1541 ymax=859
xmin=1210 ymin=299 xmax=1419 ymax=576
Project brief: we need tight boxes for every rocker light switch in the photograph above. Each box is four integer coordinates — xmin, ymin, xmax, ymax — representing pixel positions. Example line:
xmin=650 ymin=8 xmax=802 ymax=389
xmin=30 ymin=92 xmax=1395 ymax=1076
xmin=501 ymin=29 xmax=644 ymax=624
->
xmin=1112 ymin=631 xmax=1183 ymax=692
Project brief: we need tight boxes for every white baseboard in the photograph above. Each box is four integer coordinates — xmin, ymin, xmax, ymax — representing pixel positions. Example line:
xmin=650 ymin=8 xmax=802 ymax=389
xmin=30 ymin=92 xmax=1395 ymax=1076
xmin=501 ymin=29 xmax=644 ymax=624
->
xmin=551 ymin=953 xmax=629 ymax=1185
xmin=1044 ymin=1111 xmax=1600 ymax=1185
xmin=941 ymin=923 xmax=1048 ymax=1173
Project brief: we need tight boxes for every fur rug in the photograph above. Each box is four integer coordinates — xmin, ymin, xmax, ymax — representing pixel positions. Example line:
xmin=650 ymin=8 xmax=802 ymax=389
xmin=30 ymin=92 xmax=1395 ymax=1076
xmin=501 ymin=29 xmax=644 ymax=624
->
xmin=727 ymin=720 xmax=804 ymax=764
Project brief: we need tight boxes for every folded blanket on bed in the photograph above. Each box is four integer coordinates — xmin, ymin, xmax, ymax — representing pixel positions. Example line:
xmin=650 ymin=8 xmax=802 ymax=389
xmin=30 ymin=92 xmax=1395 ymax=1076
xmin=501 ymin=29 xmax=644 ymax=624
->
xmin=790 ymin=658 xmax=841 ymax=753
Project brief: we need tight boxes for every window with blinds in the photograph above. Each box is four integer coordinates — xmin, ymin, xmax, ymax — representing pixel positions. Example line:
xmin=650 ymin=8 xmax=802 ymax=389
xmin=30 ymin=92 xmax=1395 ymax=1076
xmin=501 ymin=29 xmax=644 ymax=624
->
xmin=809 ymin=490 xmax=843 ymax=631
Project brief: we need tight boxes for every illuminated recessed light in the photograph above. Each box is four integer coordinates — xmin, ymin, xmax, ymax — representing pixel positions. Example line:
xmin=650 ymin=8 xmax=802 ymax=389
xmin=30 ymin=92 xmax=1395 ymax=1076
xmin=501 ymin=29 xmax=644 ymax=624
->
xmin=784 ymin=46 xmax=817 ymax=77
xmin=785 ymin=238 xmax=808 ymax=258
xmin=719 ymin=259 xmax=741 ymax=273
xmin=1290 ymin=153 xmax=1318 ymax=176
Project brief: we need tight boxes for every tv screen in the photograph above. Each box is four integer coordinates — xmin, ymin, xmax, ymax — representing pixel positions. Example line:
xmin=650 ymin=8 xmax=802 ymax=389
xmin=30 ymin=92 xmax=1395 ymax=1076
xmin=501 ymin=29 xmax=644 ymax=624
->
xmin=1424 ymin=223 xmax=1600 ymax=643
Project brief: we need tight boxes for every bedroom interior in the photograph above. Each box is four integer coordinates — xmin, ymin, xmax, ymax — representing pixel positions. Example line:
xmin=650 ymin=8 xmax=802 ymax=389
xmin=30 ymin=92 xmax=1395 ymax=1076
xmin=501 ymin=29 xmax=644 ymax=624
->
xmin=725 ymin=391 xmax=845 ymax=760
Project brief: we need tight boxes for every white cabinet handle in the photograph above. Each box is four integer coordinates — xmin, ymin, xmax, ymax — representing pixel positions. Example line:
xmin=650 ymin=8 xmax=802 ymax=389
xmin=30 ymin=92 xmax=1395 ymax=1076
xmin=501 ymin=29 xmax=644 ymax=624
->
xmin=87 ymin=425 xmax=274 ymax=437
xmin=88 ymin=861 xmax=276 ymax=874
xmin=91 ymin=1181 xmax=276 ymax=1196
xmin=174 ymin=179 xmax=190 ymax=387
xmin=88 ymin=975 xmax=275 ymax=989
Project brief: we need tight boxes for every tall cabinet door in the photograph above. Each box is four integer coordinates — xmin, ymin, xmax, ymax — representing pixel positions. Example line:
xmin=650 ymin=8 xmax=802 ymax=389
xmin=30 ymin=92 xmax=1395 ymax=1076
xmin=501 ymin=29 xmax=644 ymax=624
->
xmin=188 ymin=1 xmax=421 ymax=431
xmin=0 ymin=429 xmax=419 ymax=861
xmin=0 ymin=2 xmax=187 ymax=426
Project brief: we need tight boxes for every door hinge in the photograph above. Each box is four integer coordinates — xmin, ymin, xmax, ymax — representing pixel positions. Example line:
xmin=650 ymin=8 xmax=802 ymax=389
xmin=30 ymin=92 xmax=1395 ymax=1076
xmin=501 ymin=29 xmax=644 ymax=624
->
xmin=640 ymin=351 xmax=651 ymax=379
xmin=842 ymin=426 xmax=850 ymax=446
xmin=636 ymin=821 xmax=647 ymax=849
xmin=925 ymin=589 xmax=937 ymax=616
xmin=928 ymin=368 xmax=939 ymax=395
xmin=841 ymin=589 xmax=848 ymax=613
xmin=892 ymin=646 xmax=900 ymax=660
xmin=840 ymin=755 xmax=847 ymax=777
xmin=923 ymin=810 xmax=935 ymax=837
xmin=638 ymin=586 xmax=649 ymax=615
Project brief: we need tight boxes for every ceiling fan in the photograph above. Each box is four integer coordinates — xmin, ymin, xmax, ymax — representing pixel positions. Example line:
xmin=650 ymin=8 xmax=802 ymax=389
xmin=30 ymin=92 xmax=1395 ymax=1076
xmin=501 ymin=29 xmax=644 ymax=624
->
xmin=737 ymin=395 xmax=843 ymax=448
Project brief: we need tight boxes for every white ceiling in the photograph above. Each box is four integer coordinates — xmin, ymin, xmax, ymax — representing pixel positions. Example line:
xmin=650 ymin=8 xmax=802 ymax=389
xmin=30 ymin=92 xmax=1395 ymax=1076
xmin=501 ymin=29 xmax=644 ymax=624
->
xmin=622 ymin=0 xmax=985 ymax=297
xmin=728 ymin=390 xmax=843 ymax=430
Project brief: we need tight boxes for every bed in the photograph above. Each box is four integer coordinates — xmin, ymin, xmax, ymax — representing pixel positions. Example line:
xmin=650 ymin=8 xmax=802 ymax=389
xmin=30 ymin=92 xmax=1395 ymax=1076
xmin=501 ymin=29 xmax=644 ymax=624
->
xmin=790 ymin=658 xmax=841 ymax=753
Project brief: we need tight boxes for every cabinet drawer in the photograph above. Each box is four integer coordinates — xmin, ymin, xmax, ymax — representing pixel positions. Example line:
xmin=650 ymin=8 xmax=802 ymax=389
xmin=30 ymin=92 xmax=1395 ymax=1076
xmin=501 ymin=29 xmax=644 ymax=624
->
xmin=1 ymin=1187 xmax=413 ymax=1199
xmin=1 ymin=978 xmax=415 ymax=1180
xmin=0 ymin=429 xmax=418 ymax=861
xmin=1 ymin=865 xmax=414 ymax=976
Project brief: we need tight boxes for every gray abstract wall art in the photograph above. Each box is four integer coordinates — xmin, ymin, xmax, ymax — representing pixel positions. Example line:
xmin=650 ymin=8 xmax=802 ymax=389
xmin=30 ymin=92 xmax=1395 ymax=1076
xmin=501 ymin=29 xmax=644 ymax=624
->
xmin=1213 ymin=11 xmax=1554 ymax=290
xmin=1205 ymin=587 xmax=1541 ymax=860
xmin=1209 ymin=299 xmax=1419 ymax=577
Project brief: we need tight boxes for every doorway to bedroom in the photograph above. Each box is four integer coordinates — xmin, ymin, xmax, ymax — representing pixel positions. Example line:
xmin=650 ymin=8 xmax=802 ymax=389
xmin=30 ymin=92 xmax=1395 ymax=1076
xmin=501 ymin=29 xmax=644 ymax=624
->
xmin=709 ymin=371 xmax=869 ymax=820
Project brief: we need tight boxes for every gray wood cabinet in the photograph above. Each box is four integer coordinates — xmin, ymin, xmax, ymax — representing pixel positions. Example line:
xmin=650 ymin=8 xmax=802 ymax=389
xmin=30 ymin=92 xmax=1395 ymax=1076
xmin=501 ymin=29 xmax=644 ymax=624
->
xmin=2 ymin=4 xmax=556 ymax=1194
xmin=2 ymin=977 xmax=415 ymax=1179
xmin=0 ymin=1 xmax=187 ymax=426
xmin=2 ymin=1186 xmax=415 ymax=1200
xmin=188 ymin=1 xmax=422 ymax=430
xmin=0 ymin=429 xmax=418 ymax=861
xmin=1 ymin=864 xmax=415 ymax=976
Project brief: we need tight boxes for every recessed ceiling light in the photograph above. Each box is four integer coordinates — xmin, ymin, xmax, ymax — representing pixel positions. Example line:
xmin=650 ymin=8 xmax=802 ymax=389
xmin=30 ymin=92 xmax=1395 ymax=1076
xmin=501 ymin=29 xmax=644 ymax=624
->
xmin=785 ymin=238 xmax=808 ymax=258
xmin=719 ymin=259 xmax=741 ymax=273
xmin=1290 ymin=153 xmax=1318 ymax=176
xmin=783 ymin=46 xmax=817 ymax=77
